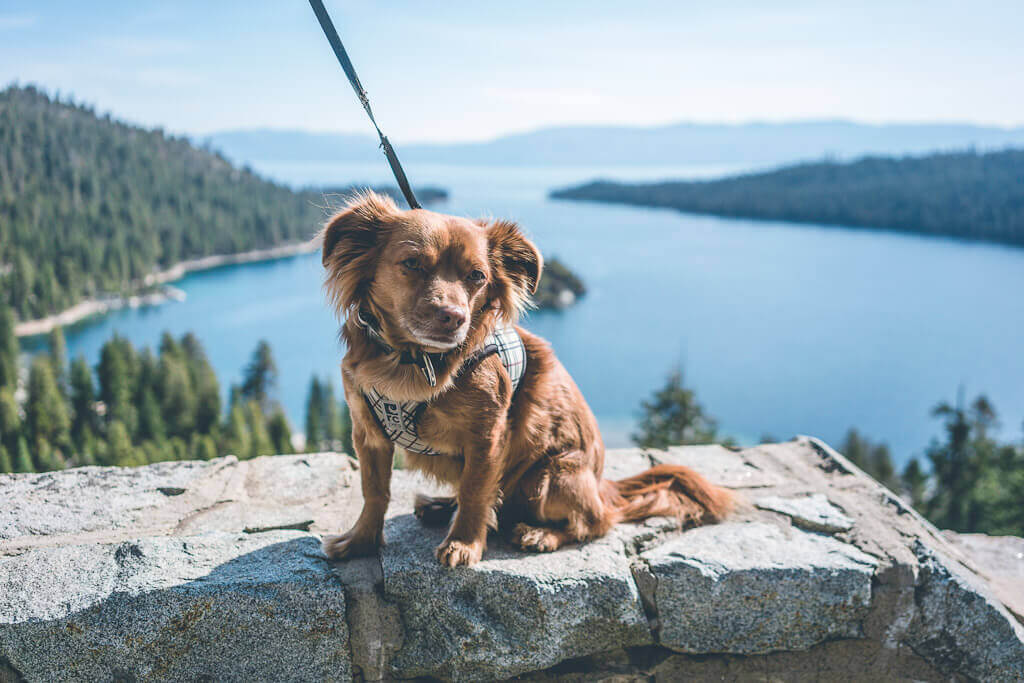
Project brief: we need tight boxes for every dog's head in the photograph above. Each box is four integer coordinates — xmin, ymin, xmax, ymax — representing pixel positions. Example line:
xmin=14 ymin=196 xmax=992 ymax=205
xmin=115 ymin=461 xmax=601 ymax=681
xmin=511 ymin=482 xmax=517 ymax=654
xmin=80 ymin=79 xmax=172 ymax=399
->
xmin=320 ymin=191 xmax=542 ymax=351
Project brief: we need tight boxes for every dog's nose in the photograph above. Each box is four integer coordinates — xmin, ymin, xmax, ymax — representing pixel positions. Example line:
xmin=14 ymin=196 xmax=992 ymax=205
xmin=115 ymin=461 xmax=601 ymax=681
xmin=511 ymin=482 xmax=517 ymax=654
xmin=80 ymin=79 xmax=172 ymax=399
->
xmin=436 ymin=306 xmax=467 ymax=331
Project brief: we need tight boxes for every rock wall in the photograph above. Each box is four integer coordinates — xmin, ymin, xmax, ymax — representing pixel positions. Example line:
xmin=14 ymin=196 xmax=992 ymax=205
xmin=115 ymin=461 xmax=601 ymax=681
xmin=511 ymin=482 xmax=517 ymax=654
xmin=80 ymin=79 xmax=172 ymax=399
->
xmin=1 ymin=437 xmax=1022 ymax=681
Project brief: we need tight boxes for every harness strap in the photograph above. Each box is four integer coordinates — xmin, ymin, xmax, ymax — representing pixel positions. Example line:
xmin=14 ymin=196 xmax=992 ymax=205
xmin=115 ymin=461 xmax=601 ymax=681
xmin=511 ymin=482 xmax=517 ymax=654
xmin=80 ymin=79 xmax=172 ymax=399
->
xmin=355 ymin=309 xmax=443 ymax=386
xmin=363 ymin=323 xmax=527 ymax=457
xmin=307 ymin=0 xmax=421 ymax=210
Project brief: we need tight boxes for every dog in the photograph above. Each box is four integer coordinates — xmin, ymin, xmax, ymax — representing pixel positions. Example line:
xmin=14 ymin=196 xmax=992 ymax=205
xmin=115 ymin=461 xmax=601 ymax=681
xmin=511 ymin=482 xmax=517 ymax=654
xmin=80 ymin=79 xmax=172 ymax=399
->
xmin=320 ymin=191 xmax=732 ymax=567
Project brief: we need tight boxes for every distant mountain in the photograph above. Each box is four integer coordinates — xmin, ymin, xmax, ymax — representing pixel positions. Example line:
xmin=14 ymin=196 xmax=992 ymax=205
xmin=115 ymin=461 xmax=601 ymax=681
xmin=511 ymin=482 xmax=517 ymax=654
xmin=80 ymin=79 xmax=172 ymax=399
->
xmin=551 ymin=149 xmax=1024 ymax=248
xmin=206 ymin=121 xmax=1024 ymax=167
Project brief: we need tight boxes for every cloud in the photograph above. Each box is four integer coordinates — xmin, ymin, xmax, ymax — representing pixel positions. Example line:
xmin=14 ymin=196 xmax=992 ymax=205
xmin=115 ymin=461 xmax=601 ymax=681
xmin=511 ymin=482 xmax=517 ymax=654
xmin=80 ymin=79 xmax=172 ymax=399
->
xmin=0 ymin=13 xmax=36 ymax=30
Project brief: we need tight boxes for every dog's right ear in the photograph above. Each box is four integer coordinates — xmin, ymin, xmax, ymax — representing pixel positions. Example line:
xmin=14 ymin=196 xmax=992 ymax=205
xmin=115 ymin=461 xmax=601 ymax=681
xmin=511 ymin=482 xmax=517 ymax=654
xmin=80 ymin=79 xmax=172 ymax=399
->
xmin=319 ymin=191 xmax=398 ymax=315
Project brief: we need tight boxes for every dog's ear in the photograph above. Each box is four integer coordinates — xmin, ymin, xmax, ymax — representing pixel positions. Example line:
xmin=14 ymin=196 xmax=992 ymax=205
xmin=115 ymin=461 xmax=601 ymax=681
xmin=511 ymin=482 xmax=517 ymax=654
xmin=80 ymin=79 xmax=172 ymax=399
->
xmin=485 ymin=219 xmax=543 ymax=320
xmin=320 ymin=191 xmax=398 ymax=315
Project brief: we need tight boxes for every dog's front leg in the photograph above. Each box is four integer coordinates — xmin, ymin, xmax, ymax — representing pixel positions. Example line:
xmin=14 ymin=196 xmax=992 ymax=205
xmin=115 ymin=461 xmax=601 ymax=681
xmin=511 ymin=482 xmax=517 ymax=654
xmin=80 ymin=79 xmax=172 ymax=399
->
xmin=323 ymin=383 xmax=395 ymax=560
xmin=436 ymin=439 xmax=503 ymax=567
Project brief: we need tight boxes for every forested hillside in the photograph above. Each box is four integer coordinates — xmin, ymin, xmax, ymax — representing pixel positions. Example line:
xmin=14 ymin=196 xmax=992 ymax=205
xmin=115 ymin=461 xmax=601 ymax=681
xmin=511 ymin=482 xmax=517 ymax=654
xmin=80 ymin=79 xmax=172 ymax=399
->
xmin=552 ymin=149 xmax=1024 ymax=247
xmin=0 ymin=86 xmax=444 ymax=321
xmin=0 ymin=304 xmax=351 ymax=472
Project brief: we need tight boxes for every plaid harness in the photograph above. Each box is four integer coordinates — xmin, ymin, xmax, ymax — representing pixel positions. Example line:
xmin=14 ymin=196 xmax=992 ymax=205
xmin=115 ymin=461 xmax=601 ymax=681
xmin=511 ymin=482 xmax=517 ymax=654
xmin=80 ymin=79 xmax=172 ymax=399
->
xmin=363 ymin=323 xmax=526 ymax=456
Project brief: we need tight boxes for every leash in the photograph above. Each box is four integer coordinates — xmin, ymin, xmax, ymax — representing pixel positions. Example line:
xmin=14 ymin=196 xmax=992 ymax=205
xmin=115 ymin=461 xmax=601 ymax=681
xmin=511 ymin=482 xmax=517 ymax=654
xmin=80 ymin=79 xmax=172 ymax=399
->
xmin=307 ymin=0 xmax=421 ymax=210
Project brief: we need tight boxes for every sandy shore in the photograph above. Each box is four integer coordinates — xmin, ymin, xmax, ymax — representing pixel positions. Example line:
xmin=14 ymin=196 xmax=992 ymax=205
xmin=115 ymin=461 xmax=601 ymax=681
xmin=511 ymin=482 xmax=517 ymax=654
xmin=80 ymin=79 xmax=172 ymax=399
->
xmin=14 ymin=240 xmax=318 ymax=337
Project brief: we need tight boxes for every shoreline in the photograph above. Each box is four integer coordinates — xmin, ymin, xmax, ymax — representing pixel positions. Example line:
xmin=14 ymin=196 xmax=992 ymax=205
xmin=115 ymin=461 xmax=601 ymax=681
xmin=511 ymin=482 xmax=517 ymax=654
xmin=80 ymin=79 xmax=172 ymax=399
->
xmin=14 ymin=240 xmax=319 ymax=338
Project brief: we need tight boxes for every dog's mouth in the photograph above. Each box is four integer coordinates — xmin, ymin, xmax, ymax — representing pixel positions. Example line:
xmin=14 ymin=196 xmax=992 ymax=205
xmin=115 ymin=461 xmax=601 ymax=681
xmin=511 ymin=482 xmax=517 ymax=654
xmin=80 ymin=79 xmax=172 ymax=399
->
xmin=403 ymin=319 xmax=467 ymax=351
xmin=411 ymin=331 xmax=465 ymax=351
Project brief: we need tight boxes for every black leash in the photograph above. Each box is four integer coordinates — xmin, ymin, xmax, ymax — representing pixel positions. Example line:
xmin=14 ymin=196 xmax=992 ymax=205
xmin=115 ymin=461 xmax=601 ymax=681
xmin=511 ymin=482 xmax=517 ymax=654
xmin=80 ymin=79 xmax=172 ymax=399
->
xmin=307 ymin=0 xmax=421 ymax=209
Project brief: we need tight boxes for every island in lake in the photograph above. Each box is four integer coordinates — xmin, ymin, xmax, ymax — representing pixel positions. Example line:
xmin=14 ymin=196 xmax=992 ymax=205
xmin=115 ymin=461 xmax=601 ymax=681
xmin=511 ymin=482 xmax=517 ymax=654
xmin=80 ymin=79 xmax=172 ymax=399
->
xmin=552 ymin=148 xmax=1024 ymax=248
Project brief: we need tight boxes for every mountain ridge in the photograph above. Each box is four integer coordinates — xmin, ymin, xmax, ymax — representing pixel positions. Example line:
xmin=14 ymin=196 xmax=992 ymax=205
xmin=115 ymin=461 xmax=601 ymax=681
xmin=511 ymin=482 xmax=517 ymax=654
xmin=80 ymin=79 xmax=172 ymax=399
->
xmin=205 ymin=120 xmax=1024 ymax=167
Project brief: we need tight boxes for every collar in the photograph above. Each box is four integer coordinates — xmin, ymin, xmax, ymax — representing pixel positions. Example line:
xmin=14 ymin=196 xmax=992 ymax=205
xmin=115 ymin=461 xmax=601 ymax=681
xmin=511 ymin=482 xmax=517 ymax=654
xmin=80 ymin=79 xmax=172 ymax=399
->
xmin=355 ymin=309 xmax=442 ymax=387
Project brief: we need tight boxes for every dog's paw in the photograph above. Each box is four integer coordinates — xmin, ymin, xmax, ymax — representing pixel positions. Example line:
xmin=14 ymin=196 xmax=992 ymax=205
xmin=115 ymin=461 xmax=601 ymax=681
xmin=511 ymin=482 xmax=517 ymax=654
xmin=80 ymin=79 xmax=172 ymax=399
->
xmin=511 ymin=523 xmax=561 ymax=553
xmin=322 ymin=529 xmax=381 ymax=561
xmin=435 ymin=537 xmax=484 ymax=567
xmin=414 ymin=493 xmax=457 ymax=527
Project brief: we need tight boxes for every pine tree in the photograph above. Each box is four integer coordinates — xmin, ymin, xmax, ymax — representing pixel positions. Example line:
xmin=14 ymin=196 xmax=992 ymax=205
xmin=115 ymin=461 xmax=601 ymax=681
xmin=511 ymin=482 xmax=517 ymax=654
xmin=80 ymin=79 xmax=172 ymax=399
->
xmin=305 ymin=377 xmax=324 ymax=452
xmin=901 ymin=458 xmax=928 ymax=507
xmin=25 ymin=356 xmax=70 ymax=455
xmin=240 ymin=341 xmax=277 ymax=411
xmin=48 ymin=326 xmax=68 ymax=391
xmin=0 ymin=445 xmax=12 ymax=474
xmin=192 ymin=359 xmax=221 ymax=435
xmin=97 ymin=335 xmax=138 ymax=434
xmin=632 ymin=367 xmax=718 ymax=448
xmin=69 ymin=356 xmax=97 ymax=442
xmin=323 ymin=379 xmax=352 ymax=453
xmin=246 ymin=401 xmax=273 ymax=459
xmin=74 ymin=427 xmax=98 ymax=467
xmin=14 ymin=437 xmax=34 ymax=473
xmin=105 ymin=420 xmax=140 ymax=467
xmin=190 ymin=434 xmax=219 ymax=461
xmin=268 ymin=408 xmax=293 ymax=454
xmin=138 ymin=388 xmax=166 ymax=442
xmin=158 ymin=355 xmax=195 ymax=438
xmin=840 ymin=428 xmax=898 ymax=491
xmin=222 ymin=402 xmax=250 ymax=459
xmin=0 ymin=304 xmax=18 ymax=389
xmin=0 ymin=387 xmax=20 ymax=454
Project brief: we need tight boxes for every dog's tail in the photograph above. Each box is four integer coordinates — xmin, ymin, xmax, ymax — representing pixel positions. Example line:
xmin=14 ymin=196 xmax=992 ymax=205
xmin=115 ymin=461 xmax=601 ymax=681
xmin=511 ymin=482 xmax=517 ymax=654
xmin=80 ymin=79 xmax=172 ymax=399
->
xmin=601 ymin=463 xmax=734 ymax=526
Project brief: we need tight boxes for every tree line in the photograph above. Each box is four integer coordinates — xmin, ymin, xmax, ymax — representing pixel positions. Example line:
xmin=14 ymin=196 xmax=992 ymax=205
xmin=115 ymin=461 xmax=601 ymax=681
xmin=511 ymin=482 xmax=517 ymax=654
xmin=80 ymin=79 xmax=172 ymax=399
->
xmin=633 ymin=369 xmax=1024 ymax=536
xmin=0 ymin=303 xmax=350 ymax=472
xmin=553 ymin=148 xmax=1024 ymax=248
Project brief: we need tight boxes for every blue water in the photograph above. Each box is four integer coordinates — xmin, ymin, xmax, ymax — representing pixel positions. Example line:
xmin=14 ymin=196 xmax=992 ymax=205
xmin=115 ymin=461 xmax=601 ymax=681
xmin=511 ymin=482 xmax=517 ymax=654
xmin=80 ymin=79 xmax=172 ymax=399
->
xmin=37 ymin=161 xmax=1024 ymax=463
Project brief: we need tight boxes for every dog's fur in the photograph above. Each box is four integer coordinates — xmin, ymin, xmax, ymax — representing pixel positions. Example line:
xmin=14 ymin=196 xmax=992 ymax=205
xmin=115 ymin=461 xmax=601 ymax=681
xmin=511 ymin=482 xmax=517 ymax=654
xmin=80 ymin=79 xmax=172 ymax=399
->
xmin=321 ymin=192 xmax=733 ymax=567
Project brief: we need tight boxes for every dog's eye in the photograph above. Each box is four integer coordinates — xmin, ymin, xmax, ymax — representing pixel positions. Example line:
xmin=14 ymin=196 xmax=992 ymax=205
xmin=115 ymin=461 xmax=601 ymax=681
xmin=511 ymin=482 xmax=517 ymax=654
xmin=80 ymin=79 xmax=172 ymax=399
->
xmin=401 ymin=258 xmax=421 ymax=271
xmin=468 ymin=269 xmax=486 ymax=283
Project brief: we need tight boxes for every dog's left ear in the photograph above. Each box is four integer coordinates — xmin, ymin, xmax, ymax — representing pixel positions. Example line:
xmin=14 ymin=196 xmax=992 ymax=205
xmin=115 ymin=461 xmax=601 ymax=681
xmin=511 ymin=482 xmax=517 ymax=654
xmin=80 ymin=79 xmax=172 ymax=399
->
xmin=485 ymin=219 xmax=543 ymax=319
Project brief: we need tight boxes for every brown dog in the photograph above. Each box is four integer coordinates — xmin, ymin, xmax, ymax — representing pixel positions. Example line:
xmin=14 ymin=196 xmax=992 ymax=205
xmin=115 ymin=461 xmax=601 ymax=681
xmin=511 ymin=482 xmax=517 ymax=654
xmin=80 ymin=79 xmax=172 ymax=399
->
xmin=320 ymin=191 xmax=732 ymax=567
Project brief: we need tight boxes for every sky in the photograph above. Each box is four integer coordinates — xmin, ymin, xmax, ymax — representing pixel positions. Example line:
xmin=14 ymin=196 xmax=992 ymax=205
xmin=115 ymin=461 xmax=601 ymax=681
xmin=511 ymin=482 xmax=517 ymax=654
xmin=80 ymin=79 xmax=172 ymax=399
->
xmin=1 ymin=0 xmax=1023 ymax=142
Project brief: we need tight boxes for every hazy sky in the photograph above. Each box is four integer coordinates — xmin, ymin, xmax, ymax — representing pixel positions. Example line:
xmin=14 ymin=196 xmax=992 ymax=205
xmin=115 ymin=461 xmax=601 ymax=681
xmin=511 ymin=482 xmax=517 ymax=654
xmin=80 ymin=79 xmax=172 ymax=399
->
xmin=2 ymin=1 xmax=1022 ymax=142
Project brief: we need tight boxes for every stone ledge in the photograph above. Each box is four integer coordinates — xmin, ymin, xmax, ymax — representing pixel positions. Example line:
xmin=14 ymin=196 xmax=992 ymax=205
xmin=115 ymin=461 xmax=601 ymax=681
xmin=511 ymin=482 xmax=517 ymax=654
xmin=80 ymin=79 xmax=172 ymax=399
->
xmin=1 ymin=438 xmax=1022 ymax=681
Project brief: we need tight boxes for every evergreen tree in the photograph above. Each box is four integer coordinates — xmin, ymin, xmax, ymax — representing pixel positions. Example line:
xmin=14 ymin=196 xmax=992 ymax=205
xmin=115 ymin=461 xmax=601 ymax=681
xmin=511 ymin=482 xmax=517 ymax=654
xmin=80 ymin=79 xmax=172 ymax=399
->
xmin=246 ymin=401 xmax=273 ymax=459
xmin=69 ymin=356 xmax=97 ymax=442
xmin=0 ymin=444 xmax=12 ymax=474
xmin=0 ymin=387 xmax=19 ymax=455
xmin=240 ymin=341 xmax=277 ymax=410
xmin=138 ymin=388 xmax=166 ymax=442
xmin=186 ymin=338 xmax=220 ymax=435
xmin=222 ymin=402 xmax=250 ymax=459
xmin=104 ymin=420 xmax=140 ymax=467
xmin=35 ymin=438 xmax=64 ymax=471
xmin=14 ymin=437 xmax=34 ymax=473
xmin=323 ymin=379 xmax=352 ymax=453
xmin=0 ymin=304 xmax=17 ymax=389
xmin=25 ymin=356 xmax=70 ymax=455
xmin=97 ymin=335 xmax=138 ymax=434
xmin=190 ymin=434 xmax=219 ymax=461
xmin=840 ymin=428 xmax=898 ymax=491
xmin=305 ymin=377 xmax=324 ymax=452
xmin=632 ymin=367 xmax=718 ymax=448
xmin=268 ymin=408 xmax=293 ymax=455
xmin=159 ymin=354 xmax=195 ymax=438
xmin=74 ymin=427 xmax=98 ymax=467
xmin=48 ymin=326 xmax=68 ymax=391
xmin=901 ymin=457 xmax=928 ymax=508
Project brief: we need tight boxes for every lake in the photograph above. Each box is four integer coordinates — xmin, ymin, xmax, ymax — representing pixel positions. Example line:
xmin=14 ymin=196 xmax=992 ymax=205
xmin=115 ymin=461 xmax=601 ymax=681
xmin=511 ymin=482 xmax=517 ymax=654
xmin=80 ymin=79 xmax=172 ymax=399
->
xmin=39 ymin=161 xmax=1024 ymax=464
